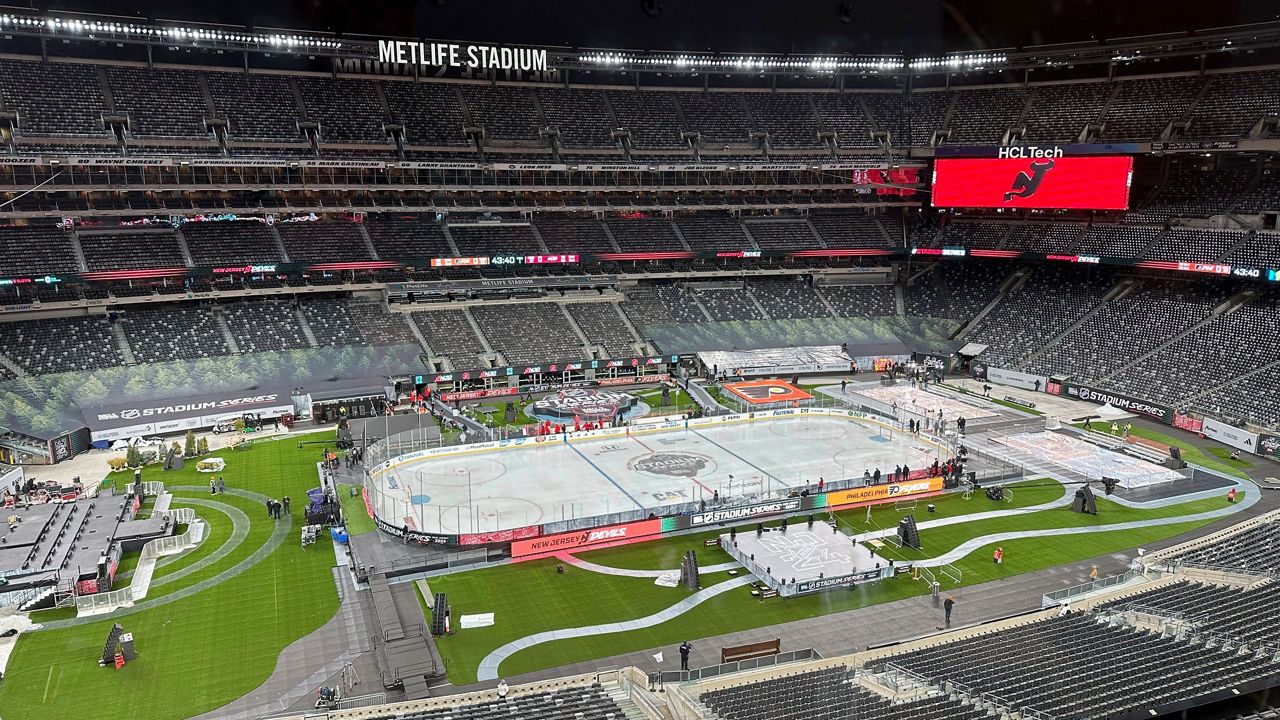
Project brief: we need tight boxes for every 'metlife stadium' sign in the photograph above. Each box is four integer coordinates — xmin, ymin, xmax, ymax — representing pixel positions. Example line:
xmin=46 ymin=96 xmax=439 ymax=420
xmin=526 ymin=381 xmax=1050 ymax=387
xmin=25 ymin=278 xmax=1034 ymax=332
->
xmin=378 ymin=40 xmax=549 ymax=72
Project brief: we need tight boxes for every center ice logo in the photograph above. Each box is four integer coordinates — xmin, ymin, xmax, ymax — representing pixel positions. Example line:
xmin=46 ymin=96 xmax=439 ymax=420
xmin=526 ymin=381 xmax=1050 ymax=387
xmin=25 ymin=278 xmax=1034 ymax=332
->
xmin=629 ymin=452 xmax=710 ymax=478
xmin=733 ymin=384 xmax=794 ymax=401
xmin=531 ymin=388 xmax=638 ymax=421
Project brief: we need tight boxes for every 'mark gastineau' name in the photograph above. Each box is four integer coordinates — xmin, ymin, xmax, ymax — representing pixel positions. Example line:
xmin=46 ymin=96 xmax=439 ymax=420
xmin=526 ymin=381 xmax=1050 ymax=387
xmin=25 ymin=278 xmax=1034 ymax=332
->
xmin=378 ymin=40 xmax=548 ymax=71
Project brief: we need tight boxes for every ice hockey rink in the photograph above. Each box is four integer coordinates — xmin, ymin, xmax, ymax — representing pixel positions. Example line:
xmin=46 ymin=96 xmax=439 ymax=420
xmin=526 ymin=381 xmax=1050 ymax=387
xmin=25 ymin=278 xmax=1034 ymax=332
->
xmin=371 ymin=415 xmax=949 ymax=535
xmin=991 ymin=431 xmax=1184 ymax=488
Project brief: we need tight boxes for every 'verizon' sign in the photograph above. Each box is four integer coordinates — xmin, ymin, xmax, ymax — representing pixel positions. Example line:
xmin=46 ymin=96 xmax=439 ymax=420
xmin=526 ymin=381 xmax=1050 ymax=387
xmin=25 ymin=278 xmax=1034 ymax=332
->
xmin=378 ymin=40 xmax=548 ymax=71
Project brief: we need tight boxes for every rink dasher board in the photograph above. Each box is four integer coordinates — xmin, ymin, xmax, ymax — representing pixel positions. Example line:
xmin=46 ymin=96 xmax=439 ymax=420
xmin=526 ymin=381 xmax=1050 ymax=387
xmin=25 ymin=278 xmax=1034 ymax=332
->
xmin=367 ymin=407 xmax=951 ymax=479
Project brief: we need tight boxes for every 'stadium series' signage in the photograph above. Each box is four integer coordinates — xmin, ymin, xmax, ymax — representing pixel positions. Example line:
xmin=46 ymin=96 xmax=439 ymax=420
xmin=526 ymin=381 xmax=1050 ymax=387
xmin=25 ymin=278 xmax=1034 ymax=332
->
xmin=1259 ymin=434 xmax=1280 ymax=461
xmin=680 ymin=498 xmax=804 ymax=528
xmin=373 ymin=516 xmax=454 ymax=545
xmin=1061 ymin=383 xmax=1173 ymax=424
xmin=793 ymin=569 xmax=882 ymax=595
xmin=378 ymin=40 xmax=549 ymax=72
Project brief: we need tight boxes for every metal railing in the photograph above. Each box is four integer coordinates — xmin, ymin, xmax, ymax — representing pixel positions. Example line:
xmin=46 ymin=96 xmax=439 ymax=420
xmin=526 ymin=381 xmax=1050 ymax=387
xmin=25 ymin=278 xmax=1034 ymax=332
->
xmin=978 ymin=691 xmax=1016 ymax=716
xmin=880 ymin=661 xmax=933 ymax=692
xmin=653 ymin=648 xmax=823 ymax=683
xmin=336 ymin=693 xmax=387 ymax=710
xmin=73 ymin=514 xmax=206 ymax=615
xmin=939 ymin=563 xmax=962 ymax=584
xmin=1042 ymin=568 xmax=1145 ymax=608
xmin=1021 ymin=706 xmax=1059 ymax=720
xmin=1171 ymin=560 xmax=1276 ymax=581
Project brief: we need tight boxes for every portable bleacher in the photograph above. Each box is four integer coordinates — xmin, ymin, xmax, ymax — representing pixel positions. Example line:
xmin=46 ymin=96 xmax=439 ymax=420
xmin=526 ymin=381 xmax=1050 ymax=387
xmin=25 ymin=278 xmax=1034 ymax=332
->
xmin=431 ymin=593 xmax=450 ymax=635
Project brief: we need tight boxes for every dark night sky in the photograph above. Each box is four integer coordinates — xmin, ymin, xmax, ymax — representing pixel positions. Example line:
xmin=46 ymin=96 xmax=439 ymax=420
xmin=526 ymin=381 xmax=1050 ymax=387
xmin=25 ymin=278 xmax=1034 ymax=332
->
xmin=26 ymin=0 xmax=1280 ymax=56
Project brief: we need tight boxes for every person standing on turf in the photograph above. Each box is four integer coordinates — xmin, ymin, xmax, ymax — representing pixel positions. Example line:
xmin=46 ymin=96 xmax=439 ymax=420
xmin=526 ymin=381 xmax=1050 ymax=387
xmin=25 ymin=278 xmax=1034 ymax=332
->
xmin=218 ymin=476 xmax=225 ymax=495
xmin=283 ymin=495 xmax=291 ymax=515
xmin=266 ymin=498 xmax=274 ymax=517
xmin=944 ymin=595 xmax=955 ymax=627
xmin=210 ymin=477 xmax=217 ymax=495
xmin=679 ymin=640 xmax=692 ymax=671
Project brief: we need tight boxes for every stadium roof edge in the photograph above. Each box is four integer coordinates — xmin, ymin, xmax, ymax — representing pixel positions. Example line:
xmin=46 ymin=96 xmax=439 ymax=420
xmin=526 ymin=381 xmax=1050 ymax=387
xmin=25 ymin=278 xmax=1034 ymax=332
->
xmin=0 ymin=12 xmax=1276 ymax=78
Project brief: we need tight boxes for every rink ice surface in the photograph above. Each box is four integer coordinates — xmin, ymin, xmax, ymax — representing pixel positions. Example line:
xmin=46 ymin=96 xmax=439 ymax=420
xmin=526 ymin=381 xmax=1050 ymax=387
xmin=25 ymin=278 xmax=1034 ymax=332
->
xmin=377 ymin=416 xmax=947 ymax=535
xmin=855 ymin=384 xmax=998 ymax=420
xmin=993 ymin=431 xmax=1184 ymax=488
xmin=728 ymin=525 xmax=887 ymax=585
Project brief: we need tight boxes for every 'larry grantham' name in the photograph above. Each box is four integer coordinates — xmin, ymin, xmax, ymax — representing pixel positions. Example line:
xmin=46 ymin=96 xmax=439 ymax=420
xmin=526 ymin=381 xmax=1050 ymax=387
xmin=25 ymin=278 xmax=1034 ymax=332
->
xmin=378 ymin=40 xmax=548 ymax=71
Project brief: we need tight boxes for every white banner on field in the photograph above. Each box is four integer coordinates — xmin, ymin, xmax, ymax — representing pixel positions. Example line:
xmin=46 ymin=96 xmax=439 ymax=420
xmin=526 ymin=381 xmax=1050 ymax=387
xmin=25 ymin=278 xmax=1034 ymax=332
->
xmin=459 ymin=613 xmax=495 ymax=629
xmin=985 ymin=366 xmax=1048 ymax=392
xmin=1202 ymin=417 xmax=1260 ymax=453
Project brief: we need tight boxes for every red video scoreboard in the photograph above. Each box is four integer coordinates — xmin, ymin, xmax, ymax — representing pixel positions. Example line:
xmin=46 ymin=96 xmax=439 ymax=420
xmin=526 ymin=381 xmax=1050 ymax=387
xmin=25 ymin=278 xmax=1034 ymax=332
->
xmin=931 ymin=155 xmax=1133 ymax=210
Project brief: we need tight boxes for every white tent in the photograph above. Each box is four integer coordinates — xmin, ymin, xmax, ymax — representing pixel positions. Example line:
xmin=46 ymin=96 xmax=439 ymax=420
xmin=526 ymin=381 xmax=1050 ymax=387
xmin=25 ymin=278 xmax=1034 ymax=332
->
xmin=1093 ymin=402 xmax=1131 ymax=420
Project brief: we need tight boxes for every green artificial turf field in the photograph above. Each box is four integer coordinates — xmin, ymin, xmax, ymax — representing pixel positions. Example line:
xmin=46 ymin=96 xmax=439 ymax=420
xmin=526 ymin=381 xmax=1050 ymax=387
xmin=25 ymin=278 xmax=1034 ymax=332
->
xmin=337 ymin=483 xmax=377 ymax=536
xmin=496 ymin=519 xmax=1207 ymax=678
xmin=149 ymin=502 xmax=235 ymax=583
xmin=0 ymin=431 xmax=341 ymax=720
xmin=430 ymin=482 xmax=1231 ymax=683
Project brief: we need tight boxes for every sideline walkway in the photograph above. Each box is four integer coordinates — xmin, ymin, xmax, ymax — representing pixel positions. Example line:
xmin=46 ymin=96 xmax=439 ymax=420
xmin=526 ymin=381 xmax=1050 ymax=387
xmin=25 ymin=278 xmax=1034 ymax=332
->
xmin=189 ymin=554 xmax=372 ymax=720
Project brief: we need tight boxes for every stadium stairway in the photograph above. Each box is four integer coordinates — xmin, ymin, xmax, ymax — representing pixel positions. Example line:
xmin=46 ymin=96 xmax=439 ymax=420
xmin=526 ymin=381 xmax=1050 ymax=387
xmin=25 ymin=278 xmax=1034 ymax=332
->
xmin=211 ymin=306 xmax=242 ymax=354
xmin=357 ymin=223 xmax=381 ymax=260
xmin=604 ymin=686 xmax=652 ymax=720
xmin=460 ymin=306 xmax=497 ymax=355
xmin=558 ymin=303 xmax=594 ymax=351
xmin=0 ymin=350 xmax=27 ymax=378
xmin=812 ymin=285 xmax=843 ymax=317
xmin=607 ymin=301 xmax=652 ymax=355
xmin=744 ymin=288 xmax=773 ymax=319
xmin=526 ymin=221 xmax=553 ymax=254
xmin=953 ymin=267 xmax=1028 ymax=340
xmin=598 ymin=221 xmax=624 ymax=252
xmin=1091 ymin=288 xmax=1254 ymax=385
xmin=403 ymin=312 xmax=437 ymax=358
xmin=1216 ymin=227 xmax=1258 ymax=262
xmin=668 ymin=220 xmax=694 ymax=252
xmin=690 ymin=293 xmax=715 ymax=322
xmin=293 ymin=305 xmax=320 ymax=347
xmin=109 ymin=322 xmax=138 ymax=365
xmin=1178 ymin=356 xmax=1280 ymax=409
xmin=268 ymin=224 xmax=291 ymax=262
xmin=1015 ymin=277 xmax=1137 ymax=369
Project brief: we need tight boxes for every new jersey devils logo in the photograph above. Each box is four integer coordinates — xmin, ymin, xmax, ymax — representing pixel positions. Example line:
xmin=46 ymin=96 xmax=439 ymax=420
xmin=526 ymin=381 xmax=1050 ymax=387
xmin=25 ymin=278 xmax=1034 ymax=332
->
xmin=1004 ymin=159 xmax=1055 ymax=201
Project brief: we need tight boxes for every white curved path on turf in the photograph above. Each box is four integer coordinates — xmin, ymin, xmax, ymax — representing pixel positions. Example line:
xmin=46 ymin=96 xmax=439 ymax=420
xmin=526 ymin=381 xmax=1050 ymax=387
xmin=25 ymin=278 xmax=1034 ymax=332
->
xmin=555 ymin=553 xmax=739 ymax=578
xmin=476 ymin=575 xmax=754 ymax=680
xmin=476 ymin=475 xmax=1256 ymax=680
